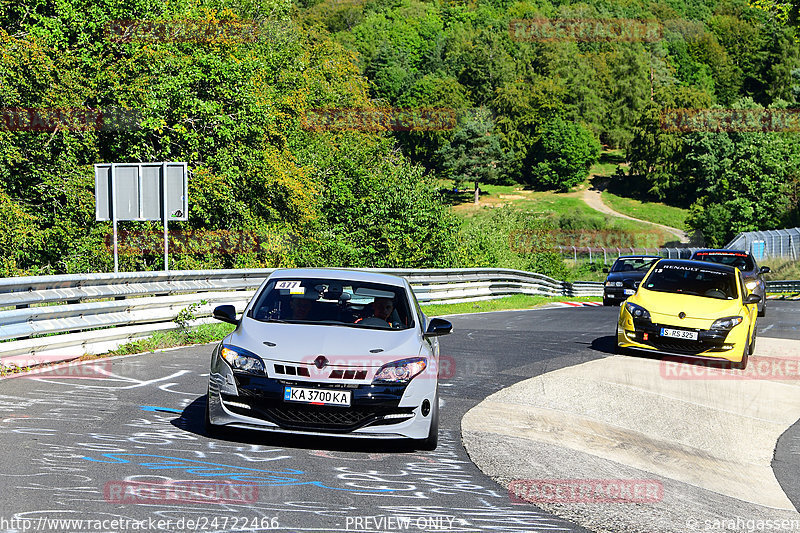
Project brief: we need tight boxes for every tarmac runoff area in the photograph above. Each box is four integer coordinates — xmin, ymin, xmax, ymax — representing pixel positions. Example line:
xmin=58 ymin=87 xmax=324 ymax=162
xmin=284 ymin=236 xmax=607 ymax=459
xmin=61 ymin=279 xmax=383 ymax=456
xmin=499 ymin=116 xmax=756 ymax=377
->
xmin=462 ymin=337 xmax=800 ymax=533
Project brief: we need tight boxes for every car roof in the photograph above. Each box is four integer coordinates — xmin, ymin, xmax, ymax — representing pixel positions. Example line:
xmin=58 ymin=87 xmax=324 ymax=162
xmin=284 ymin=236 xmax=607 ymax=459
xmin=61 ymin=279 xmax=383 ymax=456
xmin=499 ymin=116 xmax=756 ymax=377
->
xmin=692 ymin=249 xmax=750 ymax=256
xmin=268 ymin=268 xmax=408 ymax=288
xmin=657 ymin=259 xmax=736 ymax=273
xmin=614 ymin=255 xmax=662 ymax=259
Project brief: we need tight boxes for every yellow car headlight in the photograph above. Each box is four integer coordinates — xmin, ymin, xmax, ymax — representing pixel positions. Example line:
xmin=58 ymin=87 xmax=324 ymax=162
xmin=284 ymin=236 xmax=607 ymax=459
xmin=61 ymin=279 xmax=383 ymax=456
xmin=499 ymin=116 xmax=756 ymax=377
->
xmin=710 ymin=316 xmax=743 ymax=330
xmin=745 ymin=280 xmax=758 ymax=291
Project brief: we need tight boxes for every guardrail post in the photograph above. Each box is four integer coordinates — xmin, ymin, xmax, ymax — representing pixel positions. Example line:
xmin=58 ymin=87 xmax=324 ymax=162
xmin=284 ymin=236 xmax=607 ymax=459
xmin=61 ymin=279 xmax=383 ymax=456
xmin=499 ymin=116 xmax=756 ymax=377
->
xmin=603 ymin=248 xmax=607 ymax=264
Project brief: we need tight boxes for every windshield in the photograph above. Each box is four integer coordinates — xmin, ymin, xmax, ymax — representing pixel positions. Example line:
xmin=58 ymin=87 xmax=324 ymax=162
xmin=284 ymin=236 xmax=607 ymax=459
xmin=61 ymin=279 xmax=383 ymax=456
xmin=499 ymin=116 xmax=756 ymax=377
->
xmin=248 ymin=277 xmax=413 ymax=330
xmin=611 ymin=257 xmax=660 ymax=273
xmin=642 ymin=264 xmax=739 ymax=300
xmin=692 ymin=252 xmax=755 ymax=272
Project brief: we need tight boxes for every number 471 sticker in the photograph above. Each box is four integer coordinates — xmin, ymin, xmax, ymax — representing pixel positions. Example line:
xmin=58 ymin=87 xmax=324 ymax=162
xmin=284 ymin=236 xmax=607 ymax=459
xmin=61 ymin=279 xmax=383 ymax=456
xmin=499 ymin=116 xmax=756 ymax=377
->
xmin=275 ymin=280 xmax=305 ymax=294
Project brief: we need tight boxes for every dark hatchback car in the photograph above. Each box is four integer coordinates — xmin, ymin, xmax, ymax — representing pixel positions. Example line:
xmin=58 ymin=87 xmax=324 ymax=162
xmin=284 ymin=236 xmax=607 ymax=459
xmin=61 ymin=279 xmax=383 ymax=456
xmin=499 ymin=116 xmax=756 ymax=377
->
xmin=689 ymin=249 xmax=770 ymax=316
xmin=603 ymin=255 xmax=662 ymax=306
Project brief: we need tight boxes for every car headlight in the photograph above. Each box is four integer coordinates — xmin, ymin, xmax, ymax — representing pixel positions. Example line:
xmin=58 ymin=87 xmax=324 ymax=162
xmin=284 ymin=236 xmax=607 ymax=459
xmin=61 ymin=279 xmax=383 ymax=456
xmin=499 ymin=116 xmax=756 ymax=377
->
xmin=625 ymin=302 xmax=650 ymax=320
xmin=745 ymin=281 xmax=758 ymax=291
xmin=221 ymin=345 xmax=266 ymax=374
xmin=604 ymin=281 xmax=623 ymax=287
xmin=710 ymin=316 xmax=744 ymax=330
xmin=373 ymin=357 xmax=427 ymax=383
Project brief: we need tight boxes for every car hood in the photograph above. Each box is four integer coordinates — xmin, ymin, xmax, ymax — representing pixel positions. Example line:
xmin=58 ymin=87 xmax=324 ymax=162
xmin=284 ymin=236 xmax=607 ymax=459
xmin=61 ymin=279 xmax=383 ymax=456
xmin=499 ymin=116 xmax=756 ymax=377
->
xmin=633 ymin=289 xmax=743 ymax=327
xmin=226 ymin=318 xmax=423 ymax=367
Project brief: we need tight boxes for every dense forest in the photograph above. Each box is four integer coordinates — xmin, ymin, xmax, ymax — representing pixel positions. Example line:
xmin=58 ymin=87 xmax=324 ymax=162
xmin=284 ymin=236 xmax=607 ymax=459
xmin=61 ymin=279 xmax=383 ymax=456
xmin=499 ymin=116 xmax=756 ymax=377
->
xmin=0 ymin=0 xmax=798 ymax=277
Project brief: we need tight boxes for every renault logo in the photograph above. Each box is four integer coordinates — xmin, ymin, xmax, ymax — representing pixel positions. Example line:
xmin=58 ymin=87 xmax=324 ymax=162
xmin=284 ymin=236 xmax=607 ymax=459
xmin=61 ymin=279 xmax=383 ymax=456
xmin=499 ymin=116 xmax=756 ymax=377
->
xmin=314 ymin=355 xmax=329 ymax=369
xmin=678 ymin=312 xmax=686 ymax=319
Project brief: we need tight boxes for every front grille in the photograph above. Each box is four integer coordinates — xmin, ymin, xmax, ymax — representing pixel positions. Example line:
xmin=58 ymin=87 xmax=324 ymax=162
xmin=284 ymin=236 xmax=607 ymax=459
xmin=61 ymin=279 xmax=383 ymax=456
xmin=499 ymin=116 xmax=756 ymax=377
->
xmin=272 ymin=364 xmax=368 ymax=380
xmin=647 ymin=338 xmax=721 ymax=355
xmin=253 ymin=405 xmax=415 ymax=432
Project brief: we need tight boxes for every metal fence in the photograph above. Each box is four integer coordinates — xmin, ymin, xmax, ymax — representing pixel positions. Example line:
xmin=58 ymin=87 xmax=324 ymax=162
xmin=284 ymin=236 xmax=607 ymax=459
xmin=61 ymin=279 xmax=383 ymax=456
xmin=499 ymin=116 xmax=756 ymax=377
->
xmin=0 ymin=268 xmax=602 ymax=361
xmin=726 ymin=228 xmax=800 ymax=260
xmin=558 ymin=246 xmax=700 ymax=263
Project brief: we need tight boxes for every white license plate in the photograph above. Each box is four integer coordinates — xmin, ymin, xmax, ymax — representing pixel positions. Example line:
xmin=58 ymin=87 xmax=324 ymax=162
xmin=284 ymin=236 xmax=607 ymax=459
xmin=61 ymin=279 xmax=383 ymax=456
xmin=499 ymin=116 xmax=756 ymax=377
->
xmin=284 ymin=387 xmax=351 ymax=406
xmin=623 ymin=289 xmax=635 ymax=295
xmin=660 ymin=328 xmax=698 ymax=341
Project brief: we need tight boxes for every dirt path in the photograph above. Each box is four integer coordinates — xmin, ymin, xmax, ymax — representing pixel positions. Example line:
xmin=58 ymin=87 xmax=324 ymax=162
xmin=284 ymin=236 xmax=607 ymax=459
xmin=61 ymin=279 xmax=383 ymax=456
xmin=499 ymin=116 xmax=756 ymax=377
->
xmin=583 ymin=186 xmax=690 ymax=244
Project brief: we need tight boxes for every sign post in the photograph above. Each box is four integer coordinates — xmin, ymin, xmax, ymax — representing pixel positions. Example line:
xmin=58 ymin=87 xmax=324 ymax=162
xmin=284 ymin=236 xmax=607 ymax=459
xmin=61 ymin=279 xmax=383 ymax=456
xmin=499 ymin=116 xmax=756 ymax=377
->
xmin=95 ymin=162 xmax=188 ymax=272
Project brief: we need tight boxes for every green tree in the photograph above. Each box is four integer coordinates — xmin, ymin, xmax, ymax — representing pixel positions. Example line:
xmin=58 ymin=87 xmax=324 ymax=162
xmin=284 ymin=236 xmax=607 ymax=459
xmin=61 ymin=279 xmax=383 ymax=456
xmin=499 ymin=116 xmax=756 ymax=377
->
xmin=437 ymin=107 xmax=506 ymax=204
xmin=527 ymin=116 xmax=600 ymax=192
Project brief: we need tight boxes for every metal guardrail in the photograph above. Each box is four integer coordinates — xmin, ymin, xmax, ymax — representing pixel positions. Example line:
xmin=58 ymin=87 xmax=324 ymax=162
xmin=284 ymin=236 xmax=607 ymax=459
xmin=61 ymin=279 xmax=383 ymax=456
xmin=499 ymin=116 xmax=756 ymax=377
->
xmin=0 ymin=268 xmax=602 ymax=361
xmin=0 ymin=269 xmax=794 ymax=362
xmin=765 ymin=280 xmax=800 ymax=293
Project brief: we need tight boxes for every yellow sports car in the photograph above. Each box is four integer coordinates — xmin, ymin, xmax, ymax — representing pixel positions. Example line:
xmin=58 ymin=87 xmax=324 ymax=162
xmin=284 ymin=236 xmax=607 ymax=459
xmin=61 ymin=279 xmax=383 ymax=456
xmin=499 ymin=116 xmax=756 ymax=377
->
xmin=616 ymin=259 xmax=760 ymax=369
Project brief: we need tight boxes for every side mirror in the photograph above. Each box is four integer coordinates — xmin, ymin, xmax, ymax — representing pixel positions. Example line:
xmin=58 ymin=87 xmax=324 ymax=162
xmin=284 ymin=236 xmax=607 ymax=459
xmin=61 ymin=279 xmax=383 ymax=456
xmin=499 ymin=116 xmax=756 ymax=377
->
xmin=602 ymin=268 xmax=609 ymax=273
xmin=744 ymin=294 xmax=761 ymax=305
xmin=425 ymin=317 xmax=452 ymax=337
xmin=760 ymin=266 xmax=771 ymax=274
xmin=213 ymin=304 xmax=239 ymax=325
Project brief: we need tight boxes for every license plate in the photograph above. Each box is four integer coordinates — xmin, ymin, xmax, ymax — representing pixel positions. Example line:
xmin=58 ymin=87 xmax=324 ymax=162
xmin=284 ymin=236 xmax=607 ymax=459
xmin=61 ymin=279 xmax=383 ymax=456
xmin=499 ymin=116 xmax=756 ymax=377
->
xmin=660 ymin=328 xmax=698 ymax=341
xmin=623 ymin=289 xmax=635 ymax=295
xmin=284 ymin=387 xmax=351 ymax=406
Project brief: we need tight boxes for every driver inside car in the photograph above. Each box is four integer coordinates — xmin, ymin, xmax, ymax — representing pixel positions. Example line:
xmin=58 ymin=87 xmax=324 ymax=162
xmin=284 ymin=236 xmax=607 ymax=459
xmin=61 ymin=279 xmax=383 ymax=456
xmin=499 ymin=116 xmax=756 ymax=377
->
xmin=355 ymin=296 xmax=402 ymax=328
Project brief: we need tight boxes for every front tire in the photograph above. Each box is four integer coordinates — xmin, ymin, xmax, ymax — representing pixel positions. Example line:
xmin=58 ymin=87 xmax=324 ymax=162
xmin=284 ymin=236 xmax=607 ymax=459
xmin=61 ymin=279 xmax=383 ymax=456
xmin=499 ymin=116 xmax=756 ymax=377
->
xmin=417 ymin=391 xmax=439 ymax=451
xmin=204 ymin=392 xmax=220 ymax=438
xmin=733 ymin=335 xmax=750 ymax=370
xmin=758 ymin=304 xmax=765 ymax=318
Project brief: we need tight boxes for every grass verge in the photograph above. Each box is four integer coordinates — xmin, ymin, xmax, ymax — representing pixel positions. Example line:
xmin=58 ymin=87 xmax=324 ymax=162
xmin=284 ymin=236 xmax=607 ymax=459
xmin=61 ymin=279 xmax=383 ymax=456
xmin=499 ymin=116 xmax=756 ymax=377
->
xmin=421 ymin=294 xmax=599 ymax=316
xmin=601 ymin=191 xmax=688 ymax=231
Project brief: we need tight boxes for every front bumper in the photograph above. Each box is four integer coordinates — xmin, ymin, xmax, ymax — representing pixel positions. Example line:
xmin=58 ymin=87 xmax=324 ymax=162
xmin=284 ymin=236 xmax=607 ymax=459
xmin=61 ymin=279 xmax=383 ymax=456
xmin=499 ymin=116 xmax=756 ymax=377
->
xmin=617 ymin=315 xmax=746 ymax=362
xmin=207 ymin=350 xmax=435 ymax=439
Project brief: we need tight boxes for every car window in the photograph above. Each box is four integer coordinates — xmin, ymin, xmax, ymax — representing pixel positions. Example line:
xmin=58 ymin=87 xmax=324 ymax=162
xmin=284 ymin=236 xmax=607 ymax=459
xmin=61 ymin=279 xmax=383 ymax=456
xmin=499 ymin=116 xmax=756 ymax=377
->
xmin=611 ymin=257 xmax=660 ymax=273
xmin=249 ymin=277 xmax=414 ymax=330
xmin=642 ymin=264 xmax=738 ymax=300
xmin=693 ymin=252 xmax=755 ymax=272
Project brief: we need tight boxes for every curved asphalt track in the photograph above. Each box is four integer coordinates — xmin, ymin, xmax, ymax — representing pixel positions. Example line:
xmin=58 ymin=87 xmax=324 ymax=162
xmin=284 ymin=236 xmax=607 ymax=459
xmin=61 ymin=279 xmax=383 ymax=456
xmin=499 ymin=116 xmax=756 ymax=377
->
xmin=0 ymin=302 xmax=797 ymax=533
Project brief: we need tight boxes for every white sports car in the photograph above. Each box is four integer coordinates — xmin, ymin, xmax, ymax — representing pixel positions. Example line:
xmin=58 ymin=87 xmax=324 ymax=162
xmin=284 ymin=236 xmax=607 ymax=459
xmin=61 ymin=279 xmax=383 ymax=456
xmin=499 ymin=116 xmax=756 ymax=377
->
xmin=205 ymin=268 xmax=452 ymax=449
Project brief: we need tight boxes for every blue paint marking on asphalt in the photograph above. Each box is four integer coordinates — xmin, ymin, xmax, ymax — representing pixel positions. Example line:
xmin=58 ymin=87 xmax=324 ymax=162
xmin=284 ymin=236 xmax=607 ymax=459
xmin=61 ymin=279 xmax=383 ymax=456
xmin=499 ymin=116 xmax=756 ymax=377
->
xmin=81 ymin=453 xmax=395 ymax=493
xmin=141 ymin=406 xmax=183 ymax=414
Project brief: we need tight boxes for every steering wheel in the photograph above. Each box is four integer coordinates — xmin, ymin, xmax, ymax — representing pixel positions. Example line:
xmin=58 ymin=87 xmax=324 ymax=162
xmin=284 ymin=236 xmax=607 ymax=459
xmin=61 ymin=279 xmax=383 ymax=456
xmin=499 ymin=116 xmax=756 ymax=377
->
xmin=357 ymin=317 xmax=391 ymax=327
